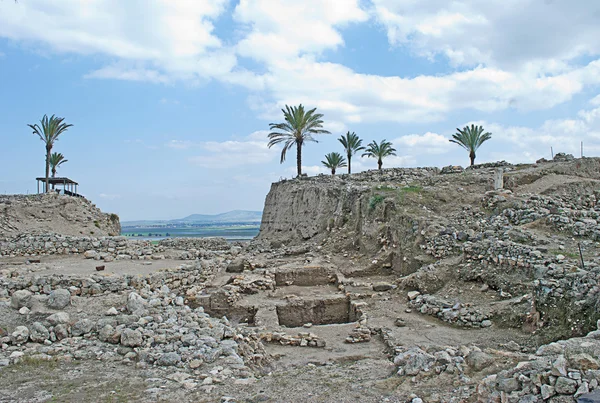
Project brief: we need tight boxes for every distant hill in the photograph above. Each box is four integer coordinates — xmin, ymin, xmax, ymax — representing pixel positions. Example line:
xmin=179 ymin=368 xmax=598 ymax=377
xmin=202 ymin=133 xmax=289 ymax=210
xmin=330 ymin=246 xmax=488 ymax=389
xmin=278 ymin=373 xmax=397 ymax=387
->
xmin=122 ymin=210 xmax=262 ymax=227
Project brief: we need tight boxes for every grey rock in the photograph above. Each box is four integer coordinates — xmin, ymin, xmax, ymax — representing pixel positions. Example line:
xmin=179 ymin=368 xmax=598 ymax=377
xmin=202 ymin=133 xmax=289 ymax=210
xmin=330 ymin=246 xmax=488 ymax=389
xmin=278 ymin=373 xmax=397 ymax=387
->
xmin=126 ymin=292 xmax=147 ymax=313
xmin=120 ymin=328 xmax=143 ymax=347
xmin=10 ymin=290 xmax=32 ymax=310
xmin=46 ymin=312 xmax=70 ymax=326
xmin=394 ymin=348 xmax=436 ymax=376
xmin=54 ymin=324 xmax=69 ymax=340
xmin=157 ymin=352 xmax=181 ymax=366
xmin=555 ymin=376 xmax=577 ymax=394
xmin=47 ymin=289 xmax=71 ymax=309
xmin=71 ymin=319 xmax=94 ymax=337
xmin=99 ymin=325 xmax=120 ymax=344
xmin=10 ymin=326 xmax=29 ymax=344
xmin=497 ymin=377 xmax=520 ymax=393
xmin=466 ymin=351 xmax=494 ymax=372
xmin=29 ymin=322 xmax=49 ymax=343
xmin=226 ymin=258 xmax=246 ymax=273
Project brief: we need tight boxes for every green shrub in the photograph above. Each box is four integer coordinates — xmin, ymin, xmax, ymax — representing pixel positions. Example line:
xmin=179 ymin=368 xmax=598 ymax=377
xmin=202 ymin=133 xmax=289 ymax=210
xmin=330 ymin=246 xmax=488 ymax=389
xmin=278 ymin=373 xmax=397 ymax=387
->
xmin=369 ymin=194 xmax=385 ymax=210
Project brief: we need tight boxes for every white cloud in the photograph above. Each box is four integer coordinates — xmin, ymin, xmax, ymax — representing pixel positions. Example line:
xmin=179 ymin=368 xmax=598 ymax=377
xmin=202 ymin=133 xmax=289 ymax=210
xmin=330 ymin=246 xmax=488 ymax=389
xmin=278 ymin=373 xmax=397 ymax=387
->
xmin=393 ymin=132 xmax=451 ymax=155
xmin=0 ymin=0 xmax=233 ymax=81
xmin=233 ymin=0 xmax=368 ymax=63
xmin=3 ymin=0 xmax=600 ymax=126
xmin=473 ymin=103 xmax=600 ymax=163
xmin=371 ymin=0 xmax=600 ymax=70
xmin=189 ymin=131 xmax=279 ymax=169
xmin=166 ymin=140 xmax=195 ymax=150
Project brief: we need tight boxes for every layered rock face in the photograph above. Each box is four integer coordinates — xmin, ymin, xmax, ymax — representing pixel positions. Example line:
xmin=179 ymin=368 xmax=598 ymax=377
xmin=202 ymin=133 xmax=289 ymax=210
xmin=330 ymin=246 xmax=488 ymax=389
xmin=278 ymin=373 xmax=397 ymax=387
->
xmin=0 ymin=193 xmax=120 ymax=237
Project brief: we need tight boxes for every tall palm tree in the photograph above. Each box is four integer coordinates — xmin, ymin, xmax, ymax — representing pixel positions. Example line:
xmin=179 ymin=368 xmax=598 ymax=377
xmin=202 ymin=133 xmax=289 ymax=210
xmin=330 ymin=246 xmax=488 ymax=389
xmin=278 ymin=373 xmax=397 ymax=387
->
xmin=362 ymin=139 xmax=397 ymax=171
xmin=338 ymin=131 xmax=364 ymax=174
xmin=28 ymin=115 xmax=73 ymax=193
xmin=268 ymin=104 xmax=330 ymax=176
xmin=322 ymin=152 xmax=347 ymax=175
xmin=450 ymin=124 xmax=492 ymax=166
xmin=49 ymin=152 xmax=68 ymax=178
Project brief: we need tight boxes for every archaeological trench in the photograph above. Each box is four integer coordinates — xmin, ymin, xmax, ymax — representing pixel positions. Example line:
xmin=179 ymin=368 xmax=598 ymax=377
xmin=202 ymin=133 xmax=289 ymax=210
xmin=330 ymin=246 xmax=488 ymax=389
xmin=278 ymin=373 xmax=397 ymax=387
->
xmin=2 ymin=155 xmax=600 ymax=402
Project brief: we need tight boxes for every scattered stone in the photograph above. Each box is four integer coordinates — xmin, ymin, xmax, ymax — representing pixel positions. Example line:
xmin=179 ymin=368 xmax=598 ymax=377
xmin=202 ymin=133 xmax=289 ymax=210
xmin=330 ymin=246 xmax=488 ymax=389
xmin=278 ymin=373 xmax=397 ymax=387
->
xmin=157 ymin=352 xmax=182 ymax=367
xmin=120 ymin=329 xmax=143 ymax=347
xmin=126 ymin=292 xmax=147 ymax=313
xmin=47 ymin=289 xmax=71 ymax=309
xmin=10 ymin=326 xmax=30 ymax=344
xmin=10 ymin=290 xmax=32 ymax=310
xmin=29 ymin=322 xmax=49 ymax=343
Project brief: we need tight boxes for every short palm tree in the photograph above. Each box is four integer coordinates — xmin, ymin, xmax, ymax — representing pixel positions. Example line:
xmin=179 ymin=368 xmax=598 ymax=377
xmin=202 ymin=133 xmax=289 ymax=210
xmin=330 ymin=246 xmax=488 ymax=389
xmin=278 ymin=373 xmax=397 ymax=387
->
xmin=322 ymin=152 xmax=347 ymax=175
xmin=49 ymin=152 xmax=68 ymax=178
xmin=450 ymin=124 xmax=492 ymax=166
xmin=28 ymin=115 xmax=73 ymax=193
xmin=338 ymin=131 xmax=364 ymax=174
xmin=362 ymin=139 xmax=397 ymax=171
xmin=268 ymin=104 xmax=330 ymax=176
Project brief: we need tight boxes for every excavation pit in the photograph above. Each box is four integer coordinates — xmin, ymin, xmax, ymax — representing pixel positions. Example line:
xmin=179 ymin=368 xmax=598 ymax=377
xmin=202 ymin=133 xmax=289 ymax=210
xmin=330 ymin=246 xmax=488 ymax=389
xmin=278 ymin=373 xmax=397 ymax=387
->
xmin=276 ymin=295 xmax=357 ymax=327
xmin=274 ymin=266 xmax=337 ymax=287
xmin=190 ymin=292 xmax=257 ymax=325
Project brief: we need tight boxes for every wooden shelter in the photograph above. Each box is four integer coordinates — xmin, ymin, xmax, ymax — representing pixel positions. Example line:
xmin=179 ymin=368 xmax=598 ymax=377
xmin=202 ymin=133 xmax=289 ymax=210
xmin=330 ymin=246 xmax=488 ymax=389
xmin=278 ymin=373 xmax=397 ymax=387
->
xmin=36 ymin=177 xmax=81 ymax=197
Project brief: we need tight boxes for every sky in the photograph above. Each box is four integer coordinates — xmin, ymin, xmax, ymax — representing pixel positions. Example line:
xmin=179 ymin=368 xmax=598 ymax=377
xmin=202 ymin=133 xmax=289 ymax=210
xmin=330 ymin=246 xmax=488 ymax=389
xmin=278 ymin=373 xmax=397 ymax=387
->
xmin=1 ymin=0 xmax=600 ymax=221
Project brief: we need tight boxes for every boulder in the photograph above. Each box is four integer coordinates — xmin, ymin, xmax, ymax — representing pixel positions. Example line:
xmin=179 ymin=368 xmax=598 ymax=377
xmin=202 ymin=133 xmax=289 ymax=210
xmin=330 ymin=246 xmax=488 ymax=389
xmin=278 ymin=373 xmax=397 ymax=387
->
xmin=120 ymin=328 xmax=143 ymax=347
xmin=54 ymin=324 xmax=69 ymax=340
xmin=84 ymin=250 xmax=99 ymax=259
xmin=46 ymin=312 xmax=70 ymax=326
xmin=29 ymin=322 xmax=49 ymax=343
xmin=226 ymin=258 xmax=247 ymax=273
xmin=126 ymin=292 xmax=147 ymax=313
xmin=466 ymin=351 xmax=494 ymax=372
xmin=10 ymin=326 xmax=30 ymax=344
xmin=10 ymin=290 xmax=32 ymax=310
xmin=157 ymin=352 xmax=182 ymax=366
xmin=47 ymin=289 xmax=71 ymax=309
xmin=394 ymin=348 xmax=436 ymax=376
xmin=71 ymin=319 xmax=94 ymax=337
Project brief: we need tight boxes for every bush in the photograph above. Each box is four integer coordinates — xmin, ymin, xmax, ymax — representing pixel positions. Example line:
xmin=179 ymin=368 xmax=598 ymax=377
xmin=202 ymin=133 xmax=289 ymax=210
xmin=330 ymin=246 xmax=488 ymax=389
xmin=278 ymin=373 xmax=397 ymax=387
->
xmin=369 ymin=194 xmax=385 ymax=211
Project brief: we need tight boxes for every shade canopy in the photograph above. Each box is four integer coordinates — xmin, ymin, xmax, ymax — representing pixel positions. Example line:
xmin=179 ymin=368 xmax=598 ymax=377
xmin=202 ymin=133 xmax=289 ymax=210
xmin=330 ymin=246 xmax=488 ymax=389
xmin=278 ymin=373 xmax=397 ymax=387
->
xmin=35 ymin=177 xmax=78 ymax=185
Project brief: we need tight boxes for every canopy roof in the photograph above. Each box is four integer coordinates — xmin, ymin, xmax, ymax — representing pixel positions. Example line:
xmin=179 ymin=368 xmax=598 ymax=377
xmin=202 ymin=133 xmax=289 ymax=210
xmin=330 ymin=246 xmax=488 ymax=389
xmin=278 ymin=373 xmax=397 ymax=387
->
xmin=35 ymin=177 xmax=78 ymax=185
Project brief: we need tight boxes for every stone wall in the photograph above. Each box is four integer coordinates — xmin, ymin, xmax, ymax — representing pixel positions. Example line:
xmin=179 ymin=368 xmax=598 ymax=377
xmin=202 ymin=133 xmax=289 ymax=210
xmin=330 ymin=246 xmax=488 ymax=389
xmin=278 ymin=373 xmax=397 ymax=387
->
xmin=0 ymin=233 xmax=233 ymax=260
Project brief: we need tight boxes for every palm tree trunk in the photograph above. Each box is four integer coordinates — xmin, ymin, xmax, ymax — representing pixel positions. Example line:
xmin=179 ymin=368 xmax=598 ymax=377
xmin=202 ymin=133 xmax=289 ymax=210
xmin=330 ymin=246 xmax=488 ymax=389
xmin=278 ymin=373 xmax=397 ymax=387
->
xmin=378 ymin=159 xmax=382 ymax=171
xmin=51 ymin=168 xmax=56 ymax=190
xmin=45 ymin=146 xmax=51 ymax=193
xmin=470 ymin=151 xmax=476 ymax=166
xmin=332 ymin=168 xmax=336 ymax=175
xmin=347 ymin=154 xmax=351 ymax=174
xmin=296 ymin=143 xmax=302 ymax=176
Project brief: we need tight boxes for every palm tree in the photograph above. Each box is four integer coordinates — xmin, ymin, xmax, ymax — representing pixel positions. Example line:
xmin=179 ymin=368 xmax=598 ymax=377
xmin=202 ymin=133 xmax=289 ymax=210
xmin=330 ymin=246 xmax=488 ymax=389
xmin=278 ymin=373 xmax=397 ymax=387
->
xmin=28 ymin=115 xmax=73 ymax=193
xmin=338 ymin=131 xmax=364 ymax=174
xmin=362 ymin=139 xmax=397 ymax=171
xmin=450 ymin=124 xmax=492 ymax=166
xmin=268 ymin=104 xmax=330 ymax=176
xmin=49 ymin=152 xmax=68 ymax=178
xmin=322 ymin=152 xmax=347 ymax=175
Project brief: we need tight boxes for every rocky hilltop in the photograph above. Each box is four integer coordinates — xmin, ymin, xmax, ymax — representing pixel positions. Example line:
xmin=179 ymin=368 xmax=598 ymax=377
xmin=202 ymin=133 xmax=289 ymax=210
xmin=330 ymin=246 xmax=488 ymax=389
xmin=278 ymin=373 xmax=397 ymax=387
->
xmin=1 ymin=155 xmax=600 ymax=402
xmin=0 ymin=193 xmax=120 ymax=237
